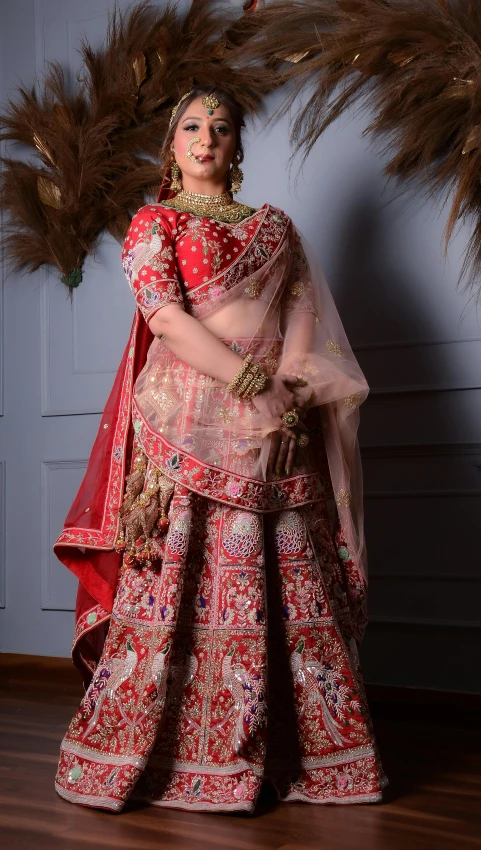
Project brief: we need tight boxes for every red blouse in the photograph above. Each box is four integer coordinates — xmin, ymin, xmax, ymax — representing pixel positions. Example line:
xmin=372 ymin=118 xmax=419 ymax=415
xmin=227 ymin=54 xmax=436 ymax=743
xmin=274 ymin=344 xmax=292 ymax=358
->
xmin=122 ymin=202 xmax=297 ymax=322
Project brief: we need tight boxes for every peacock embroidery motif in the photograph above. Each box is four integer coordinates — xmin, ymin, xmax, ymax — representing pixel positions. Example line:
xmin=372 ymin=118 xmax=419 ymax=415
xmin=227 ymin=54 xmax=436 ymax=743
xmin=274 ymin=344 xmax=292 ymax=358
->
xmin=290 ymin=639 xmax=353 ymax=747
xmin=80 ymin=639 xmax=138 ymax=739
xmin=221 ymin=646 xmax=267 ymax=752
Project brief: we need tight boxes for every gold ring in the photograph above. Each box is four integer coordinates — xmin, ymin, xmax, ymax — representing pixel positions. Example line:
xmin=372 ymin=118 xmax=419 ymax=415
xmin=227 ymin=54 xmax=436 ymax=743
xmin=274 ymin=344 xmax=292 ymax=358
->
xmin=297 ymin=433 xmax=310 ymax=448
xmin=281 ymin=409 xmax=299 ymax=428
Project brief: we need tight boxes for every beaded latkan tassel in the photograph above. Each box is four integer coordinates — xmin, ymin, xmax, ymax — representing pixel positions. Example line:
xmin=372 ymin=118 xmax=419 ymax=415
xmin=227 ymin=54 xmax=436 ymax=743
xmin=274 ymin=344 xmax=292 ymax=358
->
xmin=115 ymin=451 xmax=174 ymax=567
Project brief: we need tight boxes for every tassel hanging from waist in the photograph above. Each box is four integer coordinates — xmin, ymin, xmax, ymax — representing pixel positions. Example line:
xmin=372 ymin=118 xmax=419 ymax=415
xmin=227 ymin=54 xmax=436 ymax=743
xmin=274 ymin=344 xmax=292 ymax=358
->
xmin=115 ymin=448 xmax=174 ymax=567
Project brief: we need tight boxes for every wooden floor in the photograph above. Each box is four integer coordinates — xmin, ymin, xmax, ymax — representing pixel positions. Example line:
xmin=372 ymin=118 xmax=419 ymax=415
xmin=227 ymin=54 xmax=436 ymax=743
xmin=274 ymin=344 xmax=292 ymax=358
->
xmin=1 ymin=655 xmax=480 ymax=850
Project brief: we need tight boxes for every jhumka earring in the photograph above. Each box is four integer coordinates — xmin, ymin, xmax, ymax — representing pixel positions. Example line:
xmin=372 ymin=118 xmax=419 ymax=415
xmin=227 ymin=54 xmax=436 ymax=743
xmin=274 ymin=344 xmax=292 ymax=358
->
xmin=170 ymin=152 xmax=181 ymax=192
xmin=230 ymin=153 xmax=244 ymax=194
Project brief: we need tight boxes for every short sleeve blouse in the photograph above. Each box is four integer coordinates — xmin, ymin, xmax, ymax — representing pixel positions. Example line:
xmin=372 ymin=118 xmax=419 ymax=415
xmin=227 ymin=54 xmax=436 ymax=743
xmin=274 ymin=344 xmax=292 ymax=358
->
xmin=122 ymin=206 xmax=184 ymax=322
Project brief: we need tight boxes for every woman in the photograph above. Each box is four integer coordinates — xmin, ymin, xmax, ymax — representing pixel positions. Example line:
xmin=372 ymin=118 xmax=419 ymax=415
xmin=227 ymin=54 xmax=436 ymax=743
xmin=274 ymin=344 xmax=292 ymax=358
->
xmin=54 ymin=87 xmax=387 ymax=812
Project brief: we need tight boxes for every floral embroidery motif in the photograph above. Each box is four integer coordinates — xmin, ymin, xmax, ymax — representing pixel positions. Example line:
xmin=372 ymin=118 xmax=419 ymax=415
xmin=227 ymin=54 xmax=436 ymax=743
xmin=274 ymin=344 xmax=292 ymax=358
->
xmin=344 ymin=393 xmax=362 ymax=409
xmin=336 ymin=488 xmax=351 ymax=508
xmin=244 ymin=277 xmax=262 ymax=298
xmin=327 ymin=340 xmax=342 ymax=356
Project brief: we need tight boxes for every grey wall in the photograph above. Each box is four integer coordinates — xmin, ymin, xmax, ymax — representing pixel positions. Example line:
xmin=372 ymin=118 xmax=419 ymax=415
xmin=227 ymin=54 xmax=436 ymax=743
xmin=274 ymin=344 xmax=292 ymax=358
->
xmin=0 ymin=0 xmax=480 ymax=692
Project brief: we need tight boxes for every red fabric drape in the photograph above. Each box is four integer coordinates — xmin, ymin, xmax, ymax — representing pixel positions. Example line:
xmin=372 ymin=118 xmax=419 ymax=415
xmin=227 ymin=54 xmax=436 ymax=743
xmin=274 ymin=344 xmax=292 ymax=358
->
xmin=54 ymin=311 xmax=154 ymax=685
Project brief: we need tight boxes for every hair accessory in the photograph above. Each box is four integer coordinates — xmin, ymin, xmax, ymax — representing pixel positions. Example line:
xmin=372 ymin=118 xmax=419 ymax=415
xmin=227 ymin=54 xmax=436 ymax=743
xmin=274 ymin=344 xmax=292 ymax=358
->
xmin=281 ymin=409 xmax=299 ymax=428
xmin=202 ymin=94 xmax=221 ymax=115
xmin=169 ymin=91 xmax=193 ymax=127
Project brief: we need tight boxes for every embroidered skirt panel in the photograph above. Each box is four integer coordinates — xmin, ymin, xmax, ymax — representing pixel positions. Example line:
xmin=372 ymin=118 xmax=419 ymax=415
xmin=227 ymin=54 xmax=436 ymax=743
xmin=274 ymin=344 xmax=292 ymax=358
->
xmin=55 ymin=484 xmax=386 ymax=812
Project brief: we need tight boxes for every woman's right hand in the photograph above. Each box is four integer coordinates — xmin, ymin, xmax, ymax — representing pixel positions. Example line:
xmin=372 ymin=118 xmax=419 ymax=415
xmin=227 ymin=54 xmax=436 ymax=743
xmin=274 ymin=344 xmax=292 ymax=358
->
xmin=251 ymin=373 xmax=306 ymax=438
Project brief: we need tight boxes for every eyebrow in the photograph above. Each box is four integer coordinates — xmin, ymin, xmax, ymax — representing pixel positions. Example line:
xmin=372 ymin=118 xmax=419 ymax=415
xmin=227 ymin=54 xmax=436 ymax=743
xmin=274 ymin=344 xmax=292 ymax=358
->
xmin=182 ymin=115 xmax=231 ymax=123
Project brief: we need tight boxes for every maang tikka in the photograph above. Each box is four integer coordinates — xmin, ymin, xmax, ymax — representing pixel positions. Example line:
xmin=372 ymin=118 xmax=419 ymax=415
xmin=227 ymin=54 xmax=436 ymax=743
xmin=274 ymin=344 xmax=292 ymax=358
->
xmin=202 ymin=94 xmax=220 ymax=115
xmin=230 ymin=153 xmax=243 ymax=194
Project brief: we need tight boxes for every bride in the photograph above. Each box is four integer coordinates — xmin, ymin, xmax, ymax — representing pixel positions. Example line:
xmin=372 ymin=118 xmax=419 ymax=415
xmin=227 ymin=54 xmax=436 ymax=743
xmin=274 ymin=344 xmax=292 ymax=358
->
xmin=54 ymin=86 xmax=387 ymax=813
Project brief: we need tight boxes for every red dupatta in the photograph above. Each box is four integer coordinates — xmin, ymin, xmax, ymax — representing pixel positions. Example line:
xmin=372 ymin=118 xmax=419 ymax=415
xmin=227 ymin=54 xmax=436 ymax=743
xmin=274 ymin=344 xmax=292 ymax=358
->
xmin=54 ymin=310 xmax=153 ymax=685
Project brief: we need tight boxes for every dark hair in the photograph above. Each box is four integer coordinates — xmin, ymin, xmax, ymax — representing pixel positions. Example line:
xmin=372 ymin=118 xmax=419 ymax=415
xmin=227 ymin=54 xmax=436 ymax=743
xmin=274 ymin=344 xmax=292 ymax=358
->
xmin=160 ymin=86 xmax=246 ymax=176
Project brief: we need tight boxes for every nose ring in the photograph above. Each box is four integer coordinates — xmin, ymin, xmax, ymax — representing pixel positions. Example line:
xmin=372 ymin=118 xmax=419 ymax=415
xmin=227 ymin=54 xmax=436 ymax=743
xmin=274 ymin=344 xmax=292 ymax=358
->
xmin=187 ymin=137 xmax=203 ymax=163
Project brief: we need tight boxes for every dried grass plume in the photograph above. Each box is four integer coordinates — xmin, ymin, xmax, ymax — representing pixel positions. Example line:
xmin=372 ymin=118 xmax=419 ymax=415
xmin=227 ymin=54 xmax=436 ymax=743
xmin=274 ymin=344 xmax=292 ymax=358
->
xmin=243 ymin=0 xmax=481 ymax=295
xmin=0 ymin=0 xmax=277 ymax=289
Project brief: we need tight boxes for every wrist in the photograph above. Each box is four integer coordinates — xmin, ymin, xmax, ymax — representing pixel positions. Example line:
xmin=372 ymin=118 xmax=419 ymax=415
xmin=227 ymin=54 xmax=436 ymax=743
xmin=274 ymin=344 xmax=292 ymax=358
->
xmin=226 ymin=355 xmax=268 ymax=399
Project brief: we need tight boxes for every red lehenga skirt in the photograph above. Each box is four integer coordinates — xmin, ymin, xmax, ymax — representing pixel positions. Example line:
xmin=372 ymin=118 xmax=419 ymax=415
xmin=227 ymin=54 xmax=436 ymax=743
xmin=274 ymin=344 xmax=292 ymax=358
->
xmin=55 ymin=470 xmax=387 ymax=812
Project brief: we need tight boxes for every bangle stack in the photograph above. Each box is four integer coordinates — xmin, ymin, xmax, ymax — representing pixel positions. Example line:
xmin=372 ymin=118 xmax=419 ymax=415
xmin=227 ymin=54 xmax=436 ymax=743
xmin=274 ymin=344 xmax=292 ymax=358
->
xmin=226 ymin=354 xmax=268 ymax=399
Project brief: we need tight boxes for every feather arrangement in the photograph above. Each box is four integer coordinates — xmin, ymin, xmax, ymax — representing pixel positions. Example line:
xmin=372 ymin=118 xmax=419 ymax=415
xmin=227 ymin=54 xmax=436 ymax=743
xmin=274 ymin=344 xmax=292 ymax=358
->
xmin=241 ymin=0 xmax=481 ymax=292
xmin=0 ymin=0 xmax=276 ymax=289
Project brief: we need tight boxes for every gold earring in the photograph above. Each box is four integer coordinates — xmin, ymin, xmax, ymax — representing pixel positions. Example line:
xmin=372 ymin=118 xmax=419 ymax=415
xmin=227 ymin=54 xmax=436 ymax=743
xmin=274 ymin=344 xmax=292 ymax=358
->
xmin=230 ymin=154 xmax=243 ymax=194
xmin=170 ymin=154 xmax=181 ymax=192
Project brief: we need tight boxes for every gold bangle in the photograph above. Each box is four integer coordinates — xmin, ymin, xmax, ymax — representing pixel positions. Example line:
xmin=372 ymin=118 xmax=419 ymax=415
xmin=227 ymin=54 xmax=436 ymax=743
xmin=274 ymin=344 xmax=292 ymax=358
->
xmin=241 ymin=370 xmax=267 ymax=398
xmin=226 ymin=355 xmax=253 ymax=395
xmin=238 ymin=363 xmax=264 ymax=395
xmin=237 ymin=365 xmax=260 ymax=396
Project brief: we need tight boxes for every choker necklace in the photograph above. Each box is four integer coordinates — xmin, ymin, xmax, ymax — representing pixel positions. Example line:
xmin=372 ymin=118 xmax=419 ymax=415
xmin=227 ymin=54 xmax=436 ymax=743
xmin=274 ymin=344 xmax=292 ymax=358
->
xmin=160 ymin=189 xmax=255 ymax=223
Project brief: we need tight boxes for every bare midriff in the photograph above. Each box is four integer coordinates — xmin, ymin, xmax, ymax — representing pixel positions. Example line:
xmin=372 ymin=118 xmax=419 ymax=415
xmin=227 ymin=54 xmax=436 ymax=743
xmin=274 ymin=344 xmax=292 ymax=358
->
xmin=199 ymin=298 xmax=279 ymax=340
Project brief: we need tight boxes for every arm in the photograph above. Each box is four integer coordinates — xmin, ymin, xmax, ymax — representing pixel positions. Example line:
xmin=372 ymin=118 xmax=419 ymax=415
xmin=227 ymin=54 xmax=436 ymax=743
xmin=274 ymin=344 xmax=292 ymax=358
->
xmin=148 ymin=305 xmax=243 ymax=384
xmin=149 ymin=305 xmax=303 ymax=433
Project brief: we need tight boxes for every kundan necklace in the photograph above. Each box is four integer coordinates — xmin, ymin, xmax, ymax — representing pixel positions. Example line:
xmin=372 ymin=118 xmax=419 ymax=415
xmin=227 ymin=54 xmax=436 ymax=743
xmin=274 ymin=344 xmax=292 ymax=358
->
xmin=161 ymin=189 xmax=256 ymax=223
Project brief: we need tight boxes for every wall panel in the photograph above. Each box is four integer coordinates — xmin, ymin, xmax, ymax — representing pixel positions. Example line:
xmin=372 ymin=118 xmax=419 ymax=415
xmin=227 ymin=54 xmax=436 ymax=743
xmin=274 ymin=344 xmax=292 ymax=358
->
xmin=40 ymin=460 xmax=87 ymax=610
xmin=0 ymin=462 xmax=5 ymax=609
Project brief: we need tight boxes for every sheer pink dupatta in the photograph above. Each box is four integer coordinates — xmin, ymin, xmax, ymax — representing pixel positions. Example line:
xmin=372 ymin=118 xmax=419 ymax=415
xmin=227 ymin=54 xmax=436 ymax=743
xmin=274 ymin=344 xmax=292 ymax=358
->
xmin=274 ymin=229 xmax=369 ymax=583
xmin=135 ymin=215 xmax=369 ymax=583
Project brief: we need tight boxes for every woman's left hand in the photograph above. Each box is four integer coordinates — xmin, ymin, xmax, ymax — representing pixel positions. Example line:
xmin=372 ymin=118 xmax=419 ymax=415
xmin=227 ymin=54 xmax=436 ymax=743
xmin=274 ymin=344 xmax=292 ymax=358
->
xmin=267 ymin=408 xmax=308 ymax=479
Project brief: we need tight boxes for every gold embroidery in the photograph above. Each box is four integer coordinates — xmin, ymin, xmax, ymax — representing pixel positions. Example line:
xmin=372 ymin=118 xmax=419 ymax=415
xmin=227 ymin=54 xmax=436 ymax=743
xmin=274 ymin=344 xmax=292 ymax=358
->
xmin=336 ymin=488 xmax=351 ymax=508
xmin=264 ymin=351 xmax=278 ymax=374
xmin=327 ymin=340 xmax=342 ymax=356
xmin=344 ymin=393 xmax=361 ymax=409
xmin=219 ymin=406 xmax=232 ymax=423
xmin=244 ymin=277 xmax=261 ymax=298
xmin=289 ymin=281 xmax=305 ymax=297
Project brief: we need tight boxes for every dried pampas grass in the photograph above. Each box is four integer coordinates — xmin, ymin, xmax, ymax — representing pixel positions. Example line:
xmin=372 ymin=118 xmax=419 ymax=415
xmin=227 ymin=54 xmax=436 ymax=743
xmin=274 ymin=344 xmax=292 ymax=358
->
xmin=0 ymin=0 xmax=277 ymax=290
xmin=244 ymin=0 xmax=481 ymax=294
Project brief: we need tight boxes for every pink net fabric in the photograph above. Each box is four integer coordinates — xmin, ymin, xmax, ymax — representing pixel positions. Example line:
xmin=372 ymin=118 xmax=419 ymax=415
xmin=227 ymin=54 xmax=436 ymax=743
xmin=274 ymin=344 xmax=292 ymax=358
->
xmin=134 ymin=222 xmax=369 ymax=581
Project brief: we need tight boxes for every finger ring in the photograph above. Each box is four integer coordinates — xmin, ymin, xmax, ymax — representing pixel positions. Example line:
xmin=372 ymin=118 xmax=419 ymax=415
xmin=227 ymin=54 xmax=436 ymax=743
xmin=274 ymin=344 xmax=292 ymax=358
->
xmin=297 ymin=433 xmax=310 ymax=448
xmin=281 ymin=439 xmax=288 ymax=444
xmin=281 ymin=409 xmax=299 ymax=428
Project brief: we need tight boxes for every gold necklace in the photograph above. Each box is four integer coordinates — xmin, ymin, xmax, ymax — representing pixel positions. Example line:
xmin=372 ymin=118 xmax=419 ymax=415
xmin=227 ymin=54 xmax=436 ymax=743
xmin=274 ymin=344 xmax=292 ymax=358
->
xmin=160 ymin=189 xmax=256 ymax=223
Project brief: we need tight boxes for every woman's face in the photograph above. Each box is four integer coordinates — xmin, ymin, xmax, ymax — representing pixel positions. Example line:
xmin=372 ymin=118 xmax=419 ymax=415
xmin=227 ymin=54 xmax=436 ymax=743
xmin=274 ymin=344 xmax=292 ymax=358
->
xmin=172 ymin=96 xmax=237 ymax=190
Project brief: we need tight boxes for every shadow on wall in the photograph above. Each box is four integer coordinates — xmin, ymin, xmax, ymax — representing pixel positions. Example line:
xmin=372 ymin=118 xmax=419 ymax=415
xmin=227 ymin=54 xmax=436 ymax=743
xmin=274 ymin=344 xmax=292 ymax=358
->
xmin=324 ymin=174 xmax=481 ymax=693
